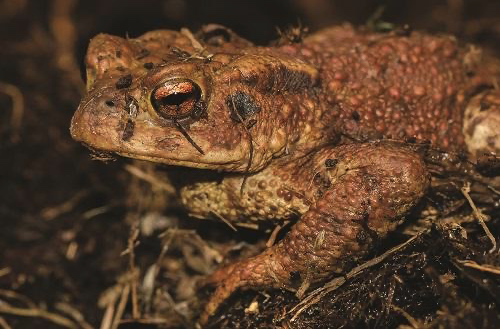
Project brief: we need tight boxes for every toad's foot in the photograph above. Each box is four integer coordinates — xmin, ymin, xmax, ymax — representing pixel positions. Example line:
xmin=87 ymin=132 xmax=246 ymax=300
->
xmin=199 ymin=142 xmax=430 ymax=325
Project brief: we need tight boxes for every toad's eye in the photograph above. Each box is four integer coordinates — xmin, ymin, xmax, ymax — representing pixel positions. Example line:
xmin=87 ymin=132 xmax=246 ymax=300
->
xmin=151 ymin=79 xmax=201 ymax=120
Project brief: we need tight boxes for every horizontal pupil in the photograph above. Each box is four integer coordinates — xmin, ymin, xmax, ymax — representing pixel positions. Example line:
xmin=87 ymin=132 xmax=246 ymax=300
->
xmin=160 ymin=92 xmax=194 ymax=107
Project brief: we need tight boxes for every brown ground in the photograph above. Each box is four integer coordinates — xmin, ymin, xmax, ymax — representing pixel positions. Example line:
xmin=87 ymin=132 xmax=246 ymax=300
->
xmin=0 ymin=0 xmax=499 ymax=328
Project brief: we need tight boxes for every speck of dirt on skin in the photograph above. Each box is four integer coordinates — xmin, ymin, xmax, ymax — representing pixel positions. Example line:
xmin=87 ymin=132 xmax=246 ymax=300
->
xmin=115 ymin=74 xmax=132 ymax=89
xmin=122 ymin=119 xmax=135 ymax=141
xmin=325 ymin=158 xmax=338 ymax=168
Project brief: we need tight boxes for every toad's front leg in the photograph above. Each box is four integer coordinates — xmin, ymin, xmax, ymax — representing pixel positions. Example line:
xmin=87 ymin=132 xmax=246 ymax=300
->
xmin=200 ymin=143 xmax=430 ymax=324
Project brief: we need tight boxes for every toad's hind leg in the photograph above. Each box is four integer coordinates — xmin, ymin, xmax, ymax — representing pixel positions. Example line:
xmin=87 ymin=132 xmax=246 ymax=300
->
xmin=199 ymin=143 xmax=430 ymax=325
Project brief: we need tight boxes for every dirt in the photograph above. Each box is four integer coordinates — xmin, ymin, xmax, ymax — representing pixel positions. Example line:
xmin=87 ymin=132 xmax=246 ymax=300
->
xmin=0 ymin=0 xmax=499 ymax=328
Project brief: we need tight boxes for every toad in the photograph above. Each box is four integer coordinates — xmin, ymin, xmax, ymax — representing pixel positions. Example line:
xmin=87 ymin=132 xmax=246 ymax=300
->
xmin=70 ymin=24 xmax=499 ymax=324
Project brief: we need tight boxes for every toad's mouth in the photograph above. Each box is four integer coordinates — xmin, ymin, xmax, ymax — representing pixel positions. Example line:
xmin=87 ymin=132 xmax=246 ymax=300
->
xmin=70 ymin=101 xmax=250 ymax=171
xmin=81 ymin=143 xmax=117 ymax=162
xmin=114 ymin=150 xmax=242 ymax=169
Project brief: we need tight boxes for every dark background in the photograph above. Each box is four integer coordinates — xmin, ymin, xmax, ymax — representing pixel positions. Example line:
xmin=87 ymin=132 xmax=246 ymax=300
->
xmin=0 ymin=0 xmax=499 ymax=328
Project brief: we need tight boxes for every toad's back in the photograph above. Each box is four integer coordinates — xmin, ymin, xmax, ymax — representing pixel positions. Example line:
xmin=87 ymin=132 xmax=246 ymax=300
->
xmin=275 ymin=25 xmax=492 ymax=151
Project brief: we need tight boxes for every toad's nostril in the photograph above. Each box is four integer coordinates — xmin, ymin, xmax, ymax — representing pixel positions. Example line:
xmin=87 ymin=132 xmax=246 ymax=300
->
xmin=151 ymin=79 xmax=202 ymax=120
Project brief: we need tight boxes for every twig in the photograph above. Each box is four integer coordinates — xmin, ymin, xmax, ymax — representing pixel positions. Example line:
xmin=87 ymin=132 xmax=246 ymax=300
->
xmin=210 ymin=210 xmax=237 ymax=231
xmin=41 ymin=190 xmax=89 ymax=220
xmin=376 ymin=276 xmax=396 ymax=328
xmin=119 ymin=318 xmax=169 ymax=324
xmin=0 ymin=316 xmax=12 ymax=329
xmin=124 ymin=164 xmax=176 ymax=195
xmin=55 ymin=303 xmax=93 ymax=329
xmin=0 ymin=81 xmax=24 ymax=143
xmin=487 ymin=184 xmax=500 ymax=195
xmin=180 ymin=28 xmax=205 ymax=54
xmin=99 ymin=302 xmax=114 ymax=329
xmin=461 ymin=182 xmax=496 ymax=253
xmin=455 ymin=259 xmax=500 ymax=275
xmin=266 ymin=221 xmax=290 ymax=247
xmin=0 ymin=289 xmax=36 ymax=308
xmin=111 ymin=284 xmax=130 ymax=329
xmin=0 ymin=268 xmax=11 ymax=278
xmin=127 ymin=224 xmax=140 ymax=319
xmin=234 ymin=222 xmax=259 ymax=230
xmin=227 ymin=73 xmax=257 ymax=194
xmin=289 ymin=234 xmax=420 ymax=321
xmin=0 ymin=304 xmax=77 ymax=328
xmin=391 ymin=305 xmax=422 ymax=328
xmin=82 ymin=205 xmax=113 ymax=220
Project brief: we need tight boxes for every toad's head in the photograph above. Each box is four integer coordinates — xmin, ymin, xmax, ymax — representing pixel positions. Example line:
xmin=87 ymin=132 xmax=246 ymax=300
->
xmin=71 ymin=26 xmax=320 ymax=172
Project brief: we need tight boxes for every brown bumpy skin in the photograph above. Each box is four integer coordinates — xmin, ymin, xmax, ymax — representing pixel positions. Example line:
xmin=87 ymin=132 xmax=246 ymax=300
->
xmin=69 ymin=24 xmax=499 ymax=325
xmin=201 ymin=142 xmax=429 ymax=323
